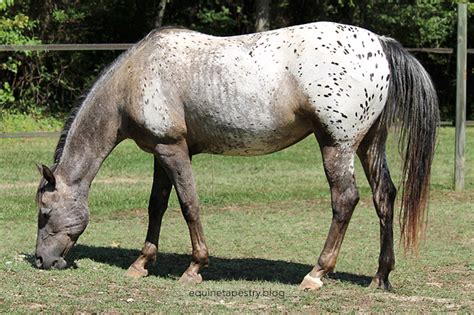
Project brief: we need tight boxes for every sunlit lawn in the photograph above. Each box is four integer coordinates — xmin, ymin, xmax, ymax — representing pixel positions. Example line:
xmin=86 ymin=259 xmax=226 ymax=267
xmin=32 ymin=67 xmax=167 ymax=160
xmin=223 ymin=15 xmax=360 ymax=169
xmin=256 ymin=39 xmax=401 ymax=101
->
xmin=0 ymin=127 xmax=472 ymax=312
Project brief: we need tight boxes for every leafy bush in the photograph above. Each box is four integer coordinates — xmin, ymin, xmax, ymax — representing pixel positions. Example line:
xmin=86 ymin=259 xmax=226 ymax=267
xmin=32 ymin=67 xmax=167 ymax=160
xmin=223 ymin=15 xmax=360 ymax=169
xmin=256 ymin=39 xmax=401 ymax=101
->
xmin=0 ymin=0 xmax=40 ymax=113
xmin=0 ymin=1 xmax=472 ymax=120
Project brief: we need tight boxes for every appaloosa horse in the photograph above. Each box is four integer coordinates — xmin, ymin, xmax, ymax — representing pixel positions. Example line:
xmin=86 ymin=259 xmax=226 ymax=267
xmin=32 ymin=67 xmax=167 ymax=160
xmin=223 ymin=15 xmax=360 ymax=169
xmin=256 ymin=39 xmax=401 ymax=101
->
xmin=35 ymin=22 xmax=438 ymax=290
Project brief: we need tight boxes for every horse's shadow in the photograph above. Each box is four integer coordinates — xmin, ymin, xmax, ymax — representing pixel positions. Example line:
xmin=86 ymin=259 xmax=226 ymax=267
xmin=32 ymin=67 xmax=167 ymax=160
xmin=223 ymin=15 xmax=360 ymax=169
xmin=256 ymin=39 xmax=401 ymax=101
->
xmin=26 ymin=244 xmax=372 ymax=286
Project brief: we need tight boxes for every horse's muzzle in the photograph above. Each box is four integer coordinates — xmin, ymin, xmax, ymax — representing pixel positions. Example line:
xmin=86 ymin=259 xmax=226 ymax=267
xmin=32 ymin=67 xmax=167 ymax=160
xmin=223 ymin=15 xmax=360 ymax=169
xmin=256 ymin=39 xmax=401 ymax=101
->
xmin=35 ymin=254 xmax=67 ymax=270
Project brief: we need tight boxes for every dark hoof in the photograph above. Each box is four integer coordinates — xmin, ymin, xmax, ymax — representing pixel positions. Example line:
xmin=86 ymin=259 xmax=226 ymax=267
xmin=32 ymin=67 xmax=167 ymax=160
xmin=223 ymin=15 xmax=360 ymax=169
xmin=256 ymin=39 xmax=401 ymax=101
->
xmin=125 ymin=264 xmax=148 ymax=278
xmin=370 ymin=277 xmax=392 ymax=291
xmin=178 ymin=272 xmax=203 ymax=285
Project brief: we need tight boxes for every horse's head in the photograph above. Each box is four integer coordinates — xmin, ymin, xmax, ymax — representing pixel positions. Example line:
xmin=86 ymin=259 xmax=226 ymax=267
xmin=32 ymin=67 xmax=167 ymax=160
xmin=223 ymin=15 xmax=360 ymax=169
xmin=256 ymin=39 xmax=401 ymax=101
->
xmin=34 ymin=164 xmax=89 ymax=270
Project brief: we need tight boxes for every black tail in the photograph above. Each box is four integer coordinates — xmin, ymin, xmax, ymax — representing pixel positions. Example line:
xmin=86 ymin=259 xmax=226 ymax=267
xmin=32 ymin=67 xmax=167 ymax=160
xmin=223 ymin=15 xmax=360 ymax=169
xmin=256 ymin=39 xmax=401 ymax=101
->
xmin=379 ymin=36 xmax=439 ymax=252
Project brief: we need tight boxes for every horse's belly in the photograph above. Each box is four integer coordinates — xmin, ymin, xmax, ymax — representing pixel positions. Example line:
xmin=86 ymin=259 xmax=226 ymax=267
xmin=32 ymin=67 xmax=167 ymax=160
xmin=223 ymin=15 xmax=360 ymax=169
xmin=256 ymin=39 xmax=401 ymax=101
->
xmin=186 ymin=110 xmax=312 ymax=156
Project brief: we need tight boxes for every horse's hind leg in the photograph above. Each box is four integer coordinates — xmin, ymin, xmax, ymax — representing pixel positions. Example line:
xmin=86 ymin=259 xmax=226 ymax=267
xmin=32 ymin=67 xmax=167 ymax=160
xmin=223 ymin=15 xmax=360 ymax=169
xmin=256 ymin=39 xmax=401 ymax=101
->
xmin=300 ymin=143 xmax=359 ymax=290
xmin=154 ymin=141 xmax=209 ymax=285
xmin=127 ymin=156 xmax=172 ymax=277
xmin=357 ymin=126 xmax=396 ymax=291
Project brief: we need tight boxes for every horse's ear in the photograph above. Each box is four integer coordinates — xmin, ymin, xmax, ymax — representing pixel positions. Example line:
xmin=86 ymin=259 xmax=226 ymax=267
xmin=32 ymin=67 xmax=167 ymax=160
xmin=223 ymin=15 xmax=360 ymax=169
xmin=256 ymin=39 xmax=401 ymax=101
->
xmin=36 ymin=163 xmax=56 ymax=187
xmin=35 ymin=163 xmax=43 ymax=176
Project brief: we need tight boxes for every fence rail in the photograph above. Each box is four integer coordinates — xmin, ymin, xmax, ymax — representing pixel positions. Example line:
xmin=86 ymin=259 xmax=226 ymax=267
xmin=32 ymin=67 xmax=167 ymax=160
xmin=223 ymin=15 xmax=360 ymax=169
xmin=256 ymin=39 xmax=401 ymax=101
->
xmin=0 ymin=44 xmax=473 ymax=54
xmin=1 ymin=122 xmax=473 ymax=139
xmin=0 ymin=44 xmax=134 ymax=51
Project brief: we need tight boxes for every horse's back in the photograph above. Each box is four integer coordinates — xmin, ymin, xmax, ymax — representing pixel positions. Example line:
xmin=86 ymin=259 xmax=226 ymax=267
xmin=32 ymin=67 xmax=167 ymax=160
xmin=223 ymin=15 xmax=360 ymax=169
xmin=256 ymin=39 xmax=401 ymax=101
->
xmin=126 ymin=22 xmax=391 ymax=155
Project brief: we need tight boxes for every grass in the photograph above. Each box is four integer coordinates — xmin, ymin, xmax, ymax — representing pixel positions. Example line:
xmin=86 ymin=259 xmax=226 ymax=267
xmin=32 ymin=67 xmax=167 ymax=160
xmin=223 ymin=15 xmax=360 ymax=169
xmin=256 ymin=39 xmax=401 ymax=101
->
xmin=0 ymin=127 xmax=473 ymax=312
xmin=0 ymin=113 xmax=64 ymax=133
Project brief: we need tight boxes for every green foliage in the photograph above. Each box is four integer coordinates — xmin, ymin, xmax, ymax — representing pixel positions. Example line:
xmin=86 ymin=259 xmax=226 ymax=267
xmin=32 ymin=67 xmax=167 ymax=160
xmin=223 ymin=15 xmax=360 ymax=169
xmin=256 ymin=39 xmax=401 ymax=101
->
xmin=0 ymin=0 xmax=14 ymax=11
xmin=196 ymin=6 xmax=237 ymax=32
xmin=165 ymin=0 xmax=251 ymax=35
xmin=364 ymin=3 xmax=455 ymax=48
xmin=197 ymin=6 xmax=232 ymax=24
xmin=52 ymin=8 xmax=85 ymax=24
xmin=0 ymin=0 xmax=40 ymax=112
xmin=0 ymin=82 xmax=14 ymax=104
xmin=0 ymin=1 xmax=122 ymax=115
xmin=0 ymin=1 xmax=471 ymax=120
xmin=0 ymin=112 xmax=63 ymax=132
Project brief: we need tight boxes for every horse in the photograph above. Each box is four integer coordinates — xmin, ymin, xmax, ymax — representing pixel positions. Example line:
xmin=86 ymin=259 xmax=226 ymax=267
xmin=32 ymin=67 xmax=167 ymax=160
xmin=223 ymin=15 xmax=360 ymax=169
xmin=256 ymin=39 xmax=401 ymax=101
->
xmin=34 ymin=22 xmax=439 ymax=291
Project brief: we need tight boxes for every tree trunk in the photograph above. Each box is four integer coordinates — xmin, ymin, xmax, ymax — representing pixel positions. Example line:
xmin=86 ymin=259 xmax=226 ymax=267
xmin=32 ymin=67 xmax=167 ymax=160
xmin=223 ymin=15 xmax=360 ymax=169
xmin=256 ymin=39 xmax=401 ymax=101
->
xmin=155 ymin=0 xmax=167 ymax=28
xmin=255 ymin=0 xmax=271 ymax=32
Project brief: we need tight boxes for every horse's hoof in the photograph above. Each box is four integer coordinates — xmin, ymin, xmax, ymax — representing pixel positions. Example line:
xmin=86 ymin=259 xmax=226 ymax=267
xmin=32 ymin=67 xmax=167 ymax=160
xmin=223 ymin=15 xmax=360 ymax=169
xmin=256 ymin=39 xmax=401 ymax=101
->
xmin=299 ymin=274 xmax=324 ymax=291
xmin=178 ymin=272 xmax=203 ymax=285
xmin=125 ymin=264 xmax=148 ymax=278
xmin=369 ymin=277 xmax=391 ymax=291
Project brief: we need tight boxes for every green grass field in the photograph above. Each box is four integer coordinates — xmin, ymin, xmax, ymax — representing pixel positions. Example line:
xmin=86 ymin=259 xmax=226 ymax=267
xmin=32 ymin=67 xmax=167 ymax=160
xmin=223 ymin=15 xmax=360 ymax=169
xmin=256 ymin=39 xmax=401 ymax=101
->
xmin=0 ymin=127 xmax=473 ymax=312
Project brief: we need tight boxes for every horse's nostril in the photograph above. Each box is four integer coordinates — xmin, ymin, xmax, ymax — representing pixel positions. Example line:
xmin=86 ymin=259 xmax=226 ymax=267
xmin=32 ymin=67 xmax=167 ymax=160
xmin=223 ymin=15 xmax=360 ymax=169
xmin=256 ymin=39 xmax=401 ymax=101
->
xmin=51 ymin=258 xmax=67 ymax=269
xmin=35 ymin=255 xmax=43 ymax=268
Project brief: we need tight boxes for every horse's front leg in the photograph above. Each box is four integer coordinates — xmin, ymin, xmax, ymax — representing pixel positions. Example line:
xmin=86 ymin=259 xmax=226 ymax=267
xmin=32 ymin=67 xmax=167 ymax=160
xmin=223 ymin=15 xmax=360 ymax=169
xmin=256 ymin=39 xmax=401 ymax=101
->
xmin=126 ymin=156 xmax=172 ymax=277
xmin=300 ymin=144 xmax=359 ymax=290
xmin=155 ymin=141 xmax=209 ymax=285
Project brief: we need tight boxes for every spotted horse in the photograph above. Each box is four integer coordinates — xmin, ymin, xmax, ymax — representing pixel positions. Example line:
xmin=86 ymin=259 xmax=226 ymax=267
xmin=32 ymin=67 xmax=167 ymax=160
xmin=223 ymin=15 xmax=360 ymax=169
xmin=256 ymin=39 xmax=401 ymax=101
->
xmin=34 ymin=22 xmax=439 ymax=291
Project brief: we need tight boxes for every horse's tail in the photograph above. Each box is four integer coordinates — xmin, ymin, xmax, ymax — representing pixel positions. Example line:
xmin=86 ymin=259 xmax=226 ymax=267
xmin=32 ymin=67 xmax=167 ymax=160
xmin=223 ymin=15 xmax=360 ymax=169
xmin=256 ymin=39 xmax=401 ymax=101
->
xmin=379 ymin=36 xmax=439 ymax=252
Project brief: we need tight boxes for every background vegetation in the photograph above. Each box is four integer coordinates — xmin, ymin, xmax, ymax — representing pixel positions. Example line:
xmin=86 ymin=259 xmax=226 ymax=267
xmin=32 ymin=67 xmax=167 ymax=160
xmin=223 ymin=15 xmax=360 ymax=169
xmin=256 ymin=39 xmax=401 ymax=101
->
xmin=0 ymin=1 xmax=473 ymax=121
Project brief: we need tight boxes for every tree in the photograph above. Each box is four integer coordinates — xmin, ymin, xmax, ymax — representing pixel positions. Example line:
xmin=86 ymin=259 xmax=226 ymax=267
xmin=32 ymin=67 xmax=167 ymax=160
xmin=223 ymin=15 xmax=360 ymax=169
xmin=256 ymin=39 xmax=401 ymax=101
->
xmin=255 ymin=0 xmax=271 ymax=32
xmin=155 ymin=0 xmax=167 ymax=28
xmin=0 ymin=1 xmax=471 ymax=119
xmin=0 ymin=0 xmax=41 ymax=112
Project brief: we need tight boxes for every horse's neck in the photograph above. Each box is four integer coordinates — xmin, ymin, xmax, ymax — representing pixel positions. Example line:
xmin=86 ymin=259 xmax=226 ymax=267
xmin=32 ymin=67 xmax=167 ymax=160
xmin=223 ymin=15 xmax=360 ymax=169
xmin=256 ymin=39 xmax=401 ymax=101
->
xmin=54 ymin=94 xmax=121 ymax=193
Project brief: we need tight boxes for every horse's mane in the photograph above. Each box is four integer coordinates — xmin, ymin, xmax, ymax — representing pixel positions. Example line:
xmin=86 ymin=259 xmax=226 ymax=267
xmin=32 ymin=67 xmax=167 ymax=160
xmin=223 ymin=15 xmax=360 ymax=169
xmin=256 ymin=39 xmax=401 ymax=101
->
xmin=52 ymin=98 xmax=84 ymax=168
xmin=52 ymin=51 xmax=129 ymax=168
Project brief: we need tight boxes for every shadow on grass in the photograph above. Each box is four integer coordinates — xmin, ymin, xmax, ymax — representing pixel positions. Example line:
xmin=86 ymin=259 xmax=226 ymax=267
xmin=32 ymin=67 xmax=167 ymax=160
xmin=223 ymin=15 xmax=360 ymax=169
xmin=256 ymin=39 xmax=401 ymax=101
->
xmin=25 ymin=244 xmax=372 ymax=286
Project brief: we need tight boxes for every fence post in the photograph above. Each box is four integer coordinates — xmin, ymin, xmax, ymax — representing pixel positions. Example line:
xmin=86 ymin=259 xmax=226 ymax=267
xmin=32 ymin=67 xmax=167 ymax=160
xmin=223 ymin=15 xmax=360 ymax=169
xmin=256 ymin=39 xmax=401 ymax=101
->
xmin=455 ymin=3 xmax=467 ymax=191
